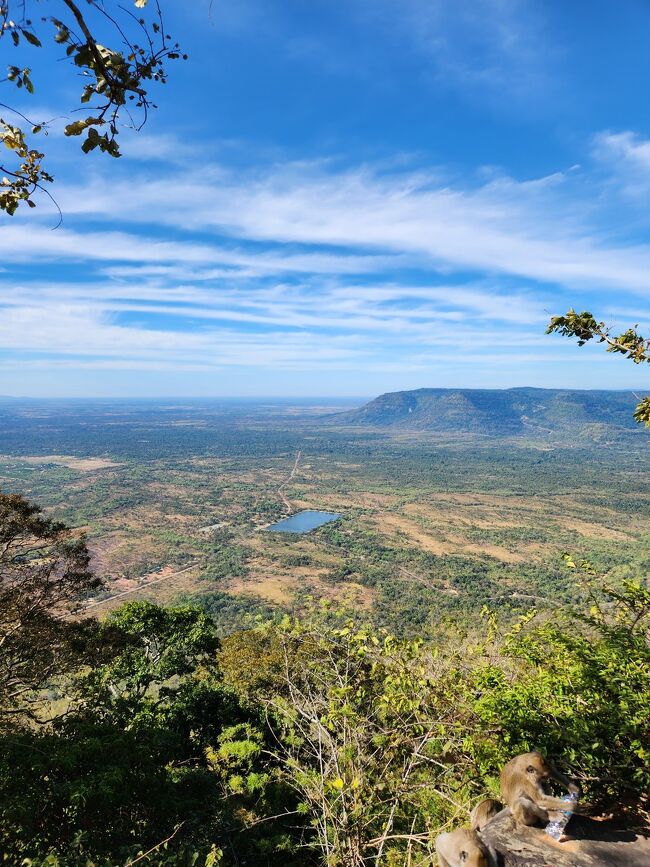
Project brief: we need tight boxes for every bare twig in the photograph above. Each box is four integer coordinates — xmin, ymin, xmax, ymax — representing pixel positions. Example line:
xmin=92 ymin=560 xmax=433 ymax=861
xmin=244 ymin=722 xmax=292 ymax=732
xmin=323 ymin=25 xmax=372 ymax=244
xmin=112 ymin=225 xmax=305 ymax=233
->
xmin=124 ymin=822 xmax=184 ymax=866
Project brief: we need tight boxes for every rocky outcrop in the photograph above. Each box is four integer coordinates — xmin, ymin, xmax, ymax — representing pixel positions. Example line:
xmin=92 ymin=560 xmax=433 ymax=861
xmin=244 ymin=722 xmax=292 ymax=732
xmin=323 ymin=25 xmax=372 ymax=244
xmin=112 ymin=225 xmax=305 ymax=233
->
xmin=481 ymin=809 xmax=650 ymax=867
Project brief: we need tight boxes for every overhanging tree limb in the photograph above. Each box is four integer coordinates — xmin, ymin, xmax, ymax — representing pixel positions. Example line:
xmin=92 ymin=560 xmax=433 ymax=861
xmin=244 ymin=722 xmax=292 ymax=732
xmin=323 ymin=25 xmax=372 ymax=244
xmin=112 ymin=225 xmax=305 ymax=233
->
xmin=0 ymin=0 xmax=186 ymax=215
xmin=547 ymin=309 xmax=650 ymax=426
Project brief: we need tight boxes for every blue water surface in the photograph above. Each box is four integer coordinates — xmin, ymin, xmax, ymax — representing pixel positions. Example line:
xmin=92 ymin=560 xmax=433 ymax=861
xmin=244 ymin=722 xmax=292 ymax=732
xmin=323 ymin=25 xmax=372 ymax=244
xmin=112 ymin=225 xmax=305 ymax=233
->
xmin=265 ymin=510 xmax=341 ymax=534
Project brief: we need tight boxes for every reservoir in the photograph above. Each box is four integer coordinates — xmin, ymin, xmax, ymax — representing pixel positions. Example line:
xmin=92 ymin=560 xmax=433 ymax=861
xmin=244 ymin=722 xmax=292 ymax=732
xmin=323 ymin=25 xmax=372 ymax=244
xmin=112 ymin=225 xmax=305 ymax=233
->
xmin=265 ymin=510 xmax=341 ymax=534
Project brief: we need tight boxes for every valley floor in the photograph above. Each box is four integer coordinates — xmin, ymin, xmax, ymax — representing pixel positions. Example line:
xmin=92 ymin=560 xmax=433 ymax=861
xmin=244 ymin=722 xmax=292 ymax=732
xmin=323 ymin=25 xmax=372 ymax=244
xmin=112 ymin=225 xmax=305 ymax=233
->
xmin=1 ymin=398 xmax=648 ymax=634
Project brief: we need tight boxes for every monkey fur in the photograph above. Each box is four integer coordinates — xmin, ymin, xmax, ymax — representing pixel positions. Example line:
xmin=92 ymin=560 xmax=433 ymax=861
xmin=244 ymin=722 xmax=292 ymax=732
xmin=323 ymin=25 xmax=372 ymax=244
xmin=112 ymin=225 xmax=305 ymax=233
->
xmin=470 ymin=798 xmax=503 ymax=866
xmin=435 ymin=827 xmax=490 ymax=867
xmin=500 ymin=751 xmax=580 ymax=828
xmin=470 ymin=798 xmax=503 ymax=832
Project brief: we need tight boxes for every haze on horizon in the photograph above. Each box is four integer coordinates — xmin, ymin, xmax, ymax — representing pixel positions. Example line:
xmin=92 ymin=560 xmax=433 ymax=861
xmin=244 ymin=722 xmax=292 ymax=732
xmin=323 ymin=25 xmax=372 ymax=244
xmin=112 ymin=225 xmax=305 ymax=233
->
xmin=2 ymin=0 xmax=650 ymax=399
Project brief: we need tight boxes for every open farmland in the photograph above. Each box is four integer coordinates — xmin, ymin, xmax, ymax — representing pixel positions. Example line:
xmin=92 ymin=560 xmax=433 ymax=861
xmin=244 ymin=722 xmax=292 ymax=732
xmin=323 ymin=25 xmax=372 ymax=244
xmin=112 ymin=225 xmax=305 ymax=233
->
xmin=1 ymin=396 xmax=648 ymax=635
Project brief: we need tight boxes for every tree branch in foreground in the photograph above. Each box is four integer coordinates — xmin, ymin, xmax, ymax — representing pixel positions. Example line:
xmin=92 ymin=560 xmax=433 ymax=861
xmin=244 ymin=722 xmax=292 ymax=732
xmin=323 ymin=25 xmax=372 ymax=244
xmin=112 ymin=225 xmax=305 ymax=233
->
xmin=547 ymin=309 xmax=650 ymax=426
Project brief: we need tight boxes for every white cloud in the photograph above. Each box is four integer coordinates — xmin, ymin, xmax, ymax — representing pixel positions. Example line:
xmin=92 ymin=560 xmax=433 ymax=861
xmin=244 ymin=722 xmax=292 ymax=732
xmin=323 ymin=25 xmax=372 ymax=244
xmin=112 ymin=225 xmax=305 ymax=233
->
xmin=0 ymin=277 xmax=549 ymax=353
xmin=22 ymin=157 xmax=650 ymax=294
xmin=593 ymin=131 xmax=650 ymax=173
xmin=592 ymin=131 xmax=650 ymax=204
xmin=4 ymin=151 xmax=650 ymax=295
xmin=0 ymin=301 xmax=369 ymax=369
xmin=0 ymin=221 xmax=403 ymax=277
xmin=2 ymin=132 xmax=649 ymax=383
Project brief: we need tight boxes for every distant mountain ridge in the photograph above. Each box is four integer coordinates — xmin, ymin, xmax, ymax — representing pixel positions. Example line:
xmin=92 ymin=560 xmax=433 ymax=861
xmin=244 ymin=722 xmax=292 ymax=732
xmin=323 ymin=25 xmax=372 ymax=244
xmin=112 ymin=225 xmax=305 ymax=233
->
xmin=332 ymin=387 xmax=644 ymax=436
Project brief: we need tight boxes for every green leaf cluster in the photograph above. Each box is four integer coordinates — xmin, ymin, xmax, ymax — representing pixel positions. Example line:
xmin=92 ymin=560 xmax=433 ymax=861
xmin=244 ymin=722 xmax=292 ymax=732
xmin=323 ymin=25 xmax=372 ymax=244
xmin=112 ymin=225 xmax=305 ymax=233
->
xmin=547 ymin=308 xmax=650 ymax=427
xmin=0 ymin=0 xmax=186 ymax=214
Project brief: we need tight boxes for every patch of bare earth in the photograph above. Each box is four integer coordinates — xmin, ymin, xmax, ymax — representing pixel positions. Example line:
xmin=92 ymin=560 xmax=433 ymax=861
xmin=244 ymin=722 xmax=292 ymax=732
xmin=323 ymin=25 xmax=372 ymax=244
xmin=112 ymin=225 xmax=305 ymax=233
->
xmin=228 ymin=570 xmax=374 ymax=609
xmin=368 ymin=510 xmax=529 ymax=563
xmin=227 ymin=574 xmax=299 ymax=604
xmin=373 ymin=513 xmax=453 ymax=555
xmin=9 ymin=455 xmax=122 ymax=472
xmin=85 ymin=564 xmax=203 ymax=615
xmin=556 ymin=516 xmax=634 ymax=541
xmin=404 ymin=494 xmax=637 ymax=544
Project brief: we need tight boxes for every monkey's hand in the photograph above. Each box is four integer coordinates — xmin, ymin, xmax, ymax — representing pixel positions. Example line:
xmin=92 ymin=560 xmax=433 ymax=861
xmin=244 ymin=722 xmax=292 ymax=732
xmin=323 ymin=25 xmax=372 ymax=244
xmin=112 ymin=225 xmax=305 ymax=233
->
xmin=568 ymin=783 xmax=580 ymax=797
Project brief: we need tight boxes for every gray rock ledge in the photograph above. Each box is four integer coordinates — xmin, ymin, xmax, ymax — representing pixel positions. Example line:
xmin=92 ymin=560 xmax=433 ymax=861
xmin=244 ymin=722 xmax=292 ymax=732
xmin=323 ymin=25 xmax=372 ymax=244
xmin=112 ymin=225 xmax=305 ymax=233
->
xmin=481 ymin=809 xmax=650 ymax=867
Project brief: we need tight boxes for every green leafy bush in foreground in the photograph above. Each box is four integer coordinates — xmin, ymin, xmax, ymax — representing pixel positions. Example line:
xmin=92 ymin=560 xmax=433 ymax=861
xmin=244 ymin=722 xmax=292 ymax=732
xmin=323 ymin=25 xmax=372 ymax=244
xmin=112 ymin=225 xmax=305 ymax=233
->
xmin=1 ymin=574 xmax=648 ymax=864
xmin=216 ymin=570 xmax=649 ymax=866
xmin=474 ymin=571 xmax=650 ymax=802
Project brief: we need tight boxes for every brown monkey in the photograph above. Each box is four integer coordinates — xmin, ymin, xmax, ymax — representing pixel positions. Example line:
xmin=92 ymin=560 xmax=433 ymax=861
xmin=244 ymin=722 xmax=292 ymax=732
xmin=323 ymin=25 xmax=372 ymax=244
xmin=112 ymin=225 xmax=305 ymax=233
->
xmin=470 ymin=799 xmax=503 ymax=866
xmin=435 ymin=828 xmax=489 ymax=867
xmin=500 ymin=751 xmax=580 ymax=828
xmin=470 ymin=797 xmax=503 ymax=832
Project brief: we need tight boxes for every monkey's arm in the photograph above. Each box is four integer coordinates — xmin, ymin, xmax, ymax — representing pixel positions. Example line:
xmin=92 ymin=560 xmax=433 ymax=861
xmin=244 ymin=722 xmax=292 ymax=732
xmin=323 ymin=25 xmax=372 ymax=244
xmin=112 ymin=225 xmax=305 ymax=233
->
xmin=536 ymin=794 xmax=587 ymax=813
xmin=549 ymin=760 xmax=580 ymax=795
xmin=513 ymin=795 xmax=552 ymax=825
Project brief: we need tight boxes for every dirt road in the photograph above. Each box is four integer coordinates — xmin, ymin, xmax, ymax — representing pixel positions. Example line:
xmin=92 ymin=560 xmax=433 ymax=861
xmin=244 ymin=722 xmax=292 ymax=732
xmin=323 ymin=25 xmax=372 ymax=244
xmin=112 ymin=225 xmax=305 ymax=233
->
xmin=81 ymin=563 xmax=199 ymax=612
xmin=278 ymin=450 xmax=302 ymax=513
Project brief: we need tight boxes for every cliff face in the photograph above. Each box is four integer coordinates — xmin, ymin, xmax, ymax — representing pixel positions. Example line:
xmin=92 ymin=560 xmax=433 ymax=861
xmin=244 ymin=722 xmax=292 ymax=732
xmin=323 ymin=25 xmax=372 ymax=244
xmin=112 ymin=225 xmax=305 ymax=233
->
xmin=332 ymin=387 xmax=642 ymax=436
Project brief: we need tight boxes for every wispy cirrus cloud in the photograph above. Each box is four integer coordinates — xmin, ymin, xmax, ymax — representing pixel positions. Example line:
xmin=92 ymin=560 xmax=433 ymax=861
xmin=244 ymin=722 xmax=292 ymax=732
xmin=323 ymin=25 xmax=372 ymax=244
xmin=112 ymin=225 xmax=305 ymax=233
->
xmin=1 ymin=131 xmax=649 ymax=392
xmin=592 ymin=130 xmax=650 ymax=206
xmin=593 ymin=130 xmax=650 ymax=173
xmin=1 ymin=277 xmax=548 ymax=337
xmin=367 ymin=0 xmax=555 ymax=102
xmin=11 ymin=155 xmax=650 ymax=293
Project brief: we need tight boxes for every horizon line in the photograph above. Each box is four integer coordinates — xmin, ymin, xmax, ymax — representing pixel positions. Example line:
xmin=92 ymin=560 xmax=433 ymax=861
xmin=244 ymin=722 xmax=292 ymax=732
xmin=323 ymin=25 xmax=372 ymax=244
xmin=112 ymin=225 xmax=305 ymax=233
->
xmin=0 ymin=385 xmax=644 ymax=401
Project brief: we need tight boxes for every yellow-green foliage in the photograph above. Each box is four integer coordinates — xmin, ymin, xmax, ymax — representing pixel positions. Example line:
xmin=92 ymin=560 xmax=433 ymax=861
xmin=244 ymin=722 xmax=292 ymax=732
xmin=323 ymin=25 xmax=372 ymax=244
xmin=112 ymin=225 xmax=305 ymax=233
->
xmin=472 ymin=570 xmax=650 ymax=798
xmin=218 ymin=570 xmax=650 ymax=864
xmin=1 ymin=571 xmax=648 ymax=865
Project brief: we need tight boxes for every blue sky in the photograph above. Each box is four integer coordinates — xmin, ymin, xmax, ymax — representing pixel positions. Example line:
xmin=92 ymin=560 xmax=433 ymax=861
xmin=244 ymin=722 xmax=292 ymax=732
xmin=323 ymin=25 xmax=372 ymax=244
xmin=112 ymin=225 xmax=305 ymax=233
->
xmin=2 ymin=0 xmax=650 ymax=397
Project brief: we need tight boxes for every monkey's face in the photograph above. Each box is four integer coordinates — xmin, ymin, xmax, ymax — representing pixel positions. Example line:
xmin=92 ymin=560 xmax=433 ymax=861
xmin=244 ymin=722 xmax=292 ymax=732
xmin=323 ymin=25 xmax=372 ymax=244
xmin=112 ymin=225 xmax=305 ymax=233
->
xmin=525 ymin=753 xmax=551 ymax=784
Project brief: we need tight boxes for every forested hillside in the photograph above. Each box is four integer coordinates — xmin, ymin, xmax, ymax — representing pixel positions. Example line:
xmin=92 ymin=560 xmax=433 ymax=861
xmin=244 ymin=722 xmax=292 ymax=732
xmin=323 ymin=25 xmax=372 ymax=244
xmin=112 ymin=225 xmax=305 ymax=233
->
xmin=333 ymin=388 xmax=641 ymax=436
